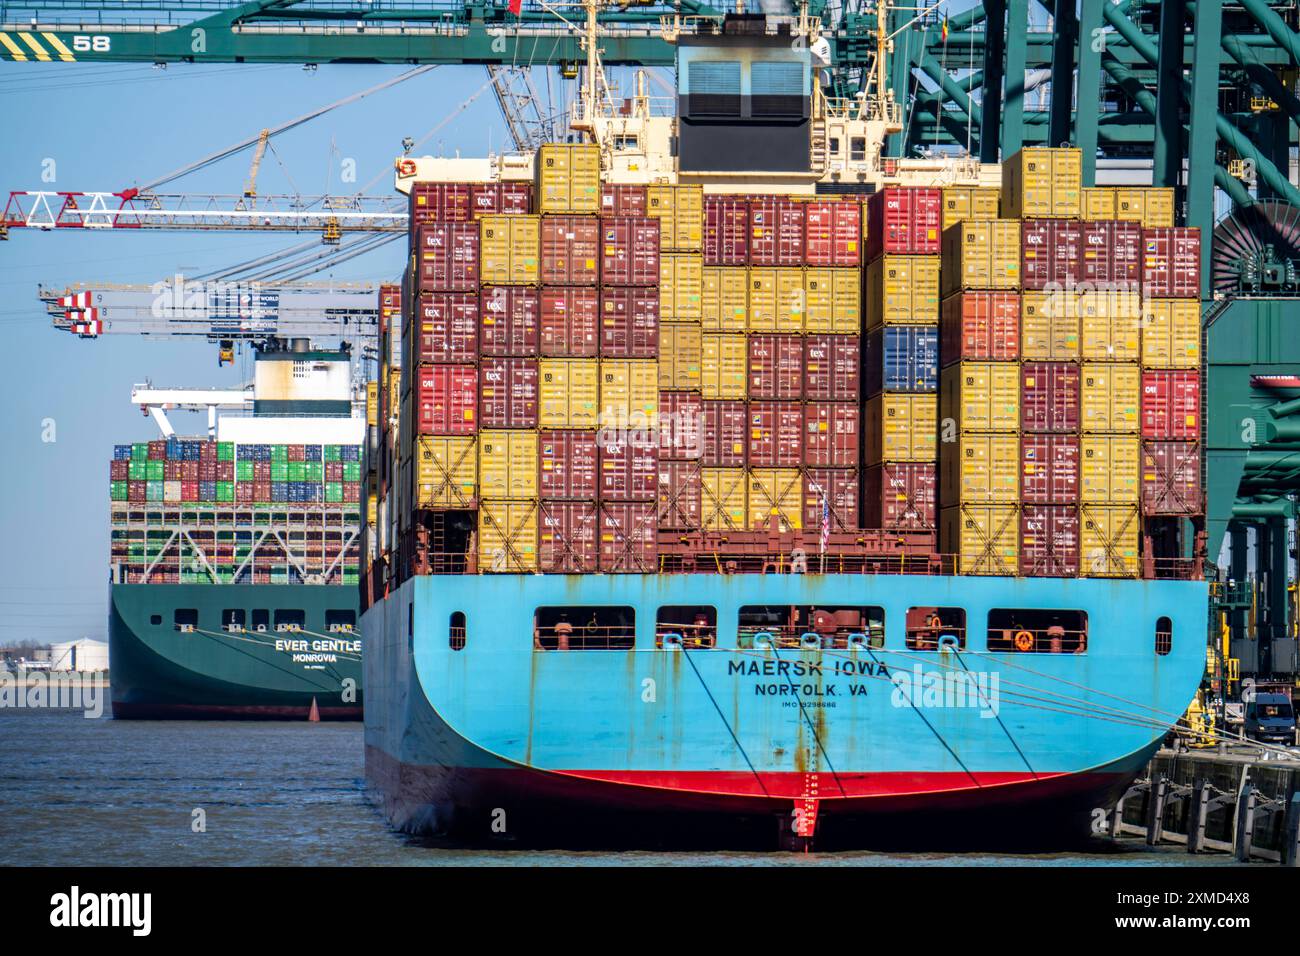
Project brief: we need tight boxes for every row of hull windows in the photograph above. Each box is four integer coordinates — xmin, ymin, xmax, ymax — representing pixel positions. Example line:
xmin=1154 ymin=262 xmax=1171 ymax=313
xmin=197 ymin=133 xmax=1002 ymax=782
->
xmin=152 ymin=608 xmax=356 ymax=633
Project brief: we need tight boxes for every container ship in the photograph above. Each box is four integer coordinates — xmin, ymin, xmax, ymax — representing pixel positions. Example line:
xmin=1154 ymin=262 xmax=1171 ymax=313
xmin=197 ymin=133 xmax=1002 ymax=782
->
xmin=361 ymin=12 xmax=1209 ymax=847
xmin=109 ymin=339 xmax=368 ymax=719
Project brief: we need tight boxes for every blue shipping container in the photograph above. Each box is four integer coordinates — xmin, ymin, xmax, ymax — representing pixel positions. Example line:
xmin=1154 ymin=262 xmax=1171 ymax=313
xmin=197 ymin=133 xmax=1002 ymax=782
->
xmin=864 ymin=325 xmax=938 ymax=395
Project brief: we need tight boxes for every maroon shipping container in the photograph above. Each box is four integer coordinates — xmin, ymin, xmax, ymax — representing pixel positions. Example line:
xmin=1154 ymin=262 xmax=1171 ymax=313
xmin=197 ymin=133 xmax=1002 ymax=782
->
xmin=940 ymin=291 xmax=1019 ymax=365
xmin=1020 ymin=361 xmax=1081 ymax=433
xmin=804 ymin=334 xmax=861 ymax=402
xmin=599 ymin=287 xmax=659 ymax=358
xmin=200 ymin=441 xmax=217 ymax=461
xmin=254 ymin=461 xmax=271 ymax=481
xmin=658 ymin=460 xmax=703 ymax=529
xmin=748 ymin=196 xmax=804 ymax=267
xmin=748 ymin=333 xmax=804 ymax=400
xmin=538 ymin=430 xmax=598 ymax=500
xmin=148 ymin=440 xmax=166 ymax=459
xmin=469 ymin=181 xmax=532 ymax=217
xmin=478 ymin=358 xmax=538 ymax=428
xmin=479 ymin=286 xmax=539 ymax=357
xmin=1020 ymin=433 xmax=1081 ymax=504
xmin=540 ymin=215 xmax=600 ymax=286
xmin=538 ymin=500 xmax=599 ymax=573
xmin=866 ymin=186 xmax=942 ymax=260
xmin=804 ymin=403 xmax=860 ymax=468
xmin=414 ymin=292 xmax=478 ymax=363
xmin=216 ymin=461 xmax=233 ymax=481
xmin=181 ymin=481 xmax=199 ymax=501
xmin=1141 ymin=370 xmax=1200 ymax=439
xmin=803 ymin=200 xmax=863 ymax=267
xmin=414 ymin=365 xmax=477 ymax=435
xmin=415 ymin=222 xmax=479 ymax=292
xmin=862 ymin=462 xmax=936 ymax=530
xmin=598 ymin=501 xmax=657 ymax=573
xmin=165 ymin=461 xmax=183 ymax=480
xmin=598 ymin=438 xmax=658 ymax=501
xmin=658 ymin=391 xmax=703 ymax=461
xmin=1079 ymin=221 xmax=1142 ymax=286
xmin=1142 ymin=227 xmax=1202 ymax=298
xmin=1141 ymin=440 xmax=1202 ymax=515
xmin=701 ymin=400 xmax=747 ymax=467
xmin=409 ymin=182 xmax=472 ymax=224
xmin=600 ymin=184 xmax=647 ymax=217
xmin=1021 ymin=220 xmax=1083 ymax=291
xmin=1019 ymin=505 xmax=1081 ymax=577
xmin=540 ymin=287 xmax=599 ymax=357
xmin=747 ymin=401 xmax=803 ymax=468
xmin=802 ymin=468 xmax=860 ymax=532
xmin=128 ymin=480 xmax=146 ymax=502
xmin=704 ymin=195 xmax=749 ymax=266
xmin=600 ymin=217 xmax=660 ymax=285
xmin=326 ymin=461 xmax=344 ymax=481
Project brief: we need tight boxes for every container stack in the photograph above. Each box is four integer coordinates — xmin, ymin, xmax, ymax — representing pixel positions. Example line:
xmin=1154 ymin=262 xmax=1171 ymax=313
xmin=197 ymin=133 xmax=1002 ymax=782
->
xmin=861 ymin=187 xmax=940 ymax=536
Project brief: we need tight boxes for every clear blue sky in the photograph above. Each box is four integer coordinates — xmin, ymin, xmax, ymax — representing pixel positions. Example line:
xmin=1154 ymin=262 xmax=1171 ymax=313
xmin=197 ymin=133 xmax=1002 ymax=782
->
xmin=0 ymin=61 xmax=512 ymax=643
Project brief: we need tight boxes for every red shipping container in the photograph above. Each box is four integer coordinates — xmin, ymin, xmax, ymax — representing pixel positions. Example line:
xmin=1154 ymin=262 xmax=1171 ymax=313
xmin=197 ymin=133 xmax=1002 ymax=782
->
xmin=216 ymin=461 xmax=233 ymax=481
xmin=343 ymin=482 xmax=361 ymax=503
xmin=478 ymin=358 xmax=538 ymax=428
xmin=469 ymin=181 xmax=533 ymax=217
xmin=415 ymin=222 xmax=479 ymax=292
xmin=540 ymin=215 xmax=600 ymax=286
xmin=287 ymin=444 xmax=305 ymax=461
xmin=1019 ymin=505 xmax=1080 ymax=577
xmin=701 ymin=400 xmax=747 ymax=467
xmin=1141 ymin=370 xmax=1200 ymax=439
xmin=538 ymin=430 xmax=598 ymax=500
xmin=110 ymin=459 xmax=129 ymax=480
xmin=658 ymin=391 xmax=703 ymax=461
xmin=748 ymin=197 xmax=804 ymax=267
xmin=599 ymin=287 xmax=659 ymax=357
xmin=601 ymin=184 xmax=647 ymax=217
xmin=1021 ymin=220 xmax=1083 ymax=291
xmin=1141 ymin=440 xmax=1202 ymax=515
xmin=539 ymin=500 xmax=599 ymax=573
xmin=148 ymin=440 xmax=166 ymax=460
xmin=415 ymin=292 xmax=478 ymax=363
xmin=254 ymin=480 xmax=272 ymax=501
xmin=540 ymin=287 xmax=599 ymax=357
xmin=200 ymin=441 xmax=217 ymax=461
xmin=803 ymin=403 xmax=860 ymax=468
xmin=1079 ymin=221 xmax=1142 ymax=287
xmin=658 ymin=460 xmax=703 ymax=529
xmin=866 ymin=186 xmax=942 ymax=260
xmin=862 ymin=462 xmax=936 ymax=530
xmin=599 ymin=500 xmax=657 ymax=573
xmin=1020 ymin=433 xmax=1080 ymax=504
xmin=803 ymin=200 xmax=862 ymax=267
xmin=235 ymin=482 xmax=253 ymax=503
xmin=128 ymin=480 xmax=146 ymax=502
xmin=747 ymin=401 xmax=803 ymax=468
xmin=802 ymin=468 xmax=860 ymax=532
xmin=414 ymin=365 xmax=477 ymax=435
xmin=704 ymin=195 xmax=748 ymax=265
xmin=940 ymin=291 xmax=1019 ymax=365
xmin=1142 ymin=227 xmax=1202 ymax=298
xmin=326 ymin=461 xmax=344 ymax=481
xmin=254 ymin=462 xmax=271 ymax=481
xmin=182 ymin=480 xmax=199 ymax=502
xmin=199 ymin=460 xmax=216 ymax=481
xmin=1020 ymin=361 xmax=1081 ymax=433
xmin=479 ymin=286 xmax=539 ymax=357
xmin=598 ymin=438 xmax=658 ymax=501
xmin=600 ymin=217 xmax=660 ymax=285
xmin=165 ymin=461 xmax=182 ymax=480
xmin=804 ymin=334 xmax=861 ymax=402
xmin=748 ymin=333 xmax=804 ymax=400
xmin=409 ymin=182 xmax=472 ymax=224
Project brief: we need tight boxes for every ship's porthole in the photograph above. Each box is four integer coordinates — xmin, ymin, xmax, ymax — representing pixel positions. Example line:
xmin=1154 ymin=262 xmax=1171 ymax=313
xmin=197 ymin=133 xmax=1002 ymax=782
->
xmin=150 ymin=615 xmax=162 ymax=626
xmin=450 ymin=611 xmax=467 ymax=651
xmin=1155 ymin=616 xmax=1173 ymax=656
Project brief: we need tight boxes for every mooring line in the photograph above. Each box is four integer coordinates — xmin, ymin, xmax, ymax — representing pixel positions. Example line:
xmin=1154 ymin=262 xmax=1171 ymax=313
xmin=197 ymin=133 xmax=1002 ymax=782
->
xmin=680 ymin=646 xmax=771 ymax=798
xmin=950 ymin=648 xmax=1038 ymax=778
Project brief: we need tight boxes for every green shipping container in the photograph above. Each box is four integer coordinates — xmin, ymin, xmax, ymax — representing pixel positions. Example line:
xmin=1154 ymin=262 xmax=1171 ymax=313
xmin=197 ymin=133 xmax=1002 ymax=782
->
xmin=325 ymin=482 xmax=343 ymax=503
xmin=146 ymin=480 xmax=163 ymax=501
xmin=271 ymin=462 xmax=289 ymax=481
xmin=236 ymin=461 xmax=254 ymax=481
xmin=132 ymin=443 xmax=148 ymax=461
xmin=128 ymin=460 xmax=147 ymax=480
xmin=287 ymin=461 xmax=306 ymax=482
xmin=272 ymin=445 xmax=288 ymax=462
xmin=325 ymin=445 xmax=341 ymax=462
xmin=343 ymin=461 xmax=361 ymax=482
xmin=304 ymin=462 xmax=323 ymax=482
xmin=217 ymin=442 xmax=235 ymax=461
xmin=146 ymin=461 xmax=164 ymax=481
xmin=110 ymin=480 xmax=127 ymax=501
xmin=216 ymin=481 xmax=235 ymax=502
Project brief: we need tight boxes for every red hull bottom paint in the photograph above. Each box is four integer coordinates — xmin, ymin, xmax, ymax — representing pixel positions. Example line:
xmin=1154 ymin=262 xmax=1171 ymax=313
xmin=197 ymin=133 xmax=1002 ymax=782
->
xmin=114 ymin=701 xmax=362 ymax=721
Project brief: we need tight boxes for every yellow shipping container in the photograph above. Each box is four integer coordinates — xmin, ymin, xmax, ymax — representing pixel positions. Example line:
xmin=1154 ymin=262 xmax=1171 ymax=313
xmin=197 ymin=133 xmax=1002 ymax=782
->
xmin=1080 ymin=362 xmax=1140 ymax=433
xmin=658 ymin=322 xmax=703 ymax=391
xmin=775 ymin=267 xmax=805 ymax=332
xmin=941 ymin=186 xmax=1001 ymax=230
xmin=701 ymin=266 xmax=748 ymax=332
xmin=941 ymin=433 xmax=1020 ymax=503
xmin=864 ymin=256 xmax=940 ymax=327
xmin=1021 ymin=291 xmax=1080 ymax=360
xmin=701 ymin=467 xmax=747 ymax=531
xmin=478 ymin=499 xmax=539 ymax=573
xmin=1081 ymin=187 xmax=1117 ymax=220
xmin=939 ymin=504 xmax=1019 ymax=576
xmin=1115 ymin=187 xmax=1175 ymax=228
xmin=366 ymin=381 xmax=379 ymax=427
xmin=747 ymin=468 xmax=802 ymax=531
xmin=539 ymin=358 xmax=600 ymax=428
xmin=939 ymin=220 xmax=1021 ymax=296
xmin=1080 ymin=435 xmax=1140 ymax=503
xmin=415 ymin=436 xmax=477 ymax=509
xmin=477 ymin=430 xmax=538 ymax=499
xmin=1140 ymin=298 xmax=1200 ymax=368
xmin=700 ymin=334 xmax=747 ymax=399
xmin=646 ymin=184 xmax=704 ymax=251
xmin=599 ymin=359 xmax=658 ymax=429
xmin=480 ymin=215 xmax=540 ymax=284
xmin=864 ymin=393 xmax=937 ymax=464
xmin=1078 ymin=292 xmax=1142 ymax=361
xmin=1079 ymin=504 xmax=1140 ymax=578
xmin=660 ymin=253 xmax=704 ymax=321
xmin=747 ymin=268 xmax=777 ymax=332
xmin=939 ymin=362 xmax=1020 ymax=431
xmin=536 ymin=142 xmax=600 ymax=214
xmin=1001 ymin=146 xmax=1082 ymax=219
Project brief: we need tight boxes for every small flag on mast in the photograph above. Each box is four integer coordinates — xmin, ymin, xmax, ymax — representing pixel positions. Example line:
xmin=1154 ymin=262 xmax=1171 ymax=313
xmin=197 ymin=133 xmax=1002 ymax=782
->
xmin=941 ymin=14 xmax=949 ymax=43
xmin=820 ymin=487 xmax=830 ymax=555
xmin=509 ymin=0 xmax=522 ymax=14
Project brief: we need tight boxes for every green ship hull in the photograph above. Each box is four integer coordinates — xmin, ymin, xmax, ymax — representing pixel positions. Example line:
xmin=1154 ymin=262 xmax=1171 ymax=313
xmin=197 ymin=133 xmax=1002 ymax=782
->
xmin=110 ymin=583 xmax=363 ymax=719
